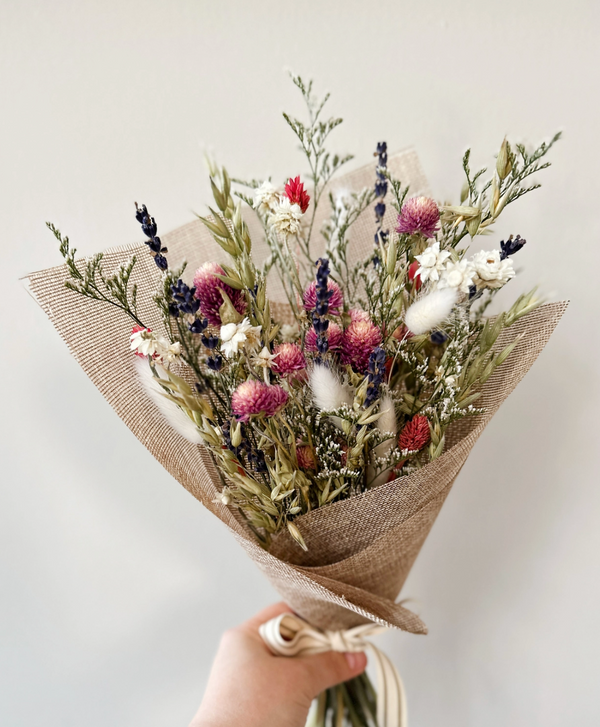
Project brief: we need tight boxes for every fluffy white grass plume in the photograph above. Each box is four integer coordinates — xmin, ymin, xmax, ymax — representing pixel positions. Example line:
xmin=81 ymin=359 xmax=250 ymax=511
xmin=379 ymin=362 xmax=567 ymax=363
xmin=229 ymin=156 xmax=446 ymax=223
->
xmin=368 ymin=394 xmax=398 ymax=488
xmin=309 ymin=364 xmax=353 ymax=431
xmin=309 ymin=363 xmax=353 ymax=411
xmin=405 ymin=288 xmax=458 ymax=335
xmin=135 ymin=357 xmax=205 ymax=445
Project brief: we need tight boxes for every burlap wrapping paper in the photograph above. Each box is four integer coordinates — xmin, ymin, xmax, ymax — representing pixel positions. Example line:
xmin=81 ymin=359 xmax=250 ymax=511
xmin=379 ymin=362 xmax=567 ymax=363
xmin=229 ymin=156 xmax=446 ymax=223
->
xmin=25 ymin=149 xmax=567 ymax=635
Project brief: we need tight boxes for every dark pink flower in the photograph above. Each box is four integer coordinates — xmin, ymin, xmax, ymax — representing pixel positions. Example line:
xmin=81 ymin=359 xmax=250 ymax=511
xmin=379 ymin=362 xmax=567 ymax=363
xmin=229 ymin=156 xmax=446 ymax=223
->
xmin=303 ymin=280 xmax=344 ymax=316
xmin=273 ymin=343 xmax=306 ymax=378
xmin=399 ymin=415 xmax=430 ymax=452
xmin=231 ymin=380 xmax=288 ymax=422
xmin=340 ymin=318 xmax=382 ymax=373
xmin=396 ymin=196 xmax=440 ymax=238
xmin=193 ymin=262 xmax=246 ymax=327
xmin=305 ymin=322 xmax=343 ymax=352
xmin=284 ymin=176 xmax=310 ymax=213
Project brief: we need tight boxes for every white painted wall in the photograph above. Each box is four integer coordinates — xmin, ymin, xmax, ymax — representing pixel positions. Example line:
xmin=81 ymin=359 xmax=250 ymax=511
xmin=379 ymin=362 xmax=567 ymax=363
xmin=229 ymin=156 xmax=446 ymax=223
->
xmin=2 ymin=1 xmax=599 ymax=724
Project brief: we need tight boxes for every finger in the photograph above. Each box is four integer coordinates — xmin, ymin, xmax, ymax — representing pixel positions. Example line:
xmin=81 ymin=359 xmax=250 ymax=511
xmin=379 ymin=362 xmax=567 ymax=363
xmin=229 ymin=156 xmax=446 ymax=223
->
xmin=298 ymin=650 xmax=368 ymax=695
xmin=239 ymin=601 xmax=294 ymax=634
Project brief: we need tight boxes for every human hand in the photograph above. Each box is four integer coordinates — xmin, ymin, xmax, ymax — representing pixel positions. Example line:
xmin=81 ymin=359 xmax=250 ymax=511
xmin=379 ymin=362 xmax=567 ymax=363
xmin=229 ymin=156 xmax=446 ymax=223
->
xmin=189 ymin=602 xmax=367 ymax=727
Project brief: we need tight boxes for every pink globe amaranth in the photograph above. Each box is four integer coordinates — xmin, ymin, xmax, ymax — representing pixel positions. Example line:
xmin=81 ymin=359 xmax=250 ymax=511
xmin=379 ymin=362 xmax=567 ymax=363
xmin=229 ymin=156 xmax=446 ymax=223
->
xmin=193 ymin=262 xmax=246 ymax=326
xmin=305 ymin=322 xmax=343 ymax=353
xmin=340 ymin=318 xmax=382 ymax=373
xmin=231 ymin=380 xmax=288 ymax=422
xmin=296 ymin=445 xmax=316 ymax=470
xmin=348 ymin=308 xmax=370 ymax=323
xmin=272 ymin=343 xmax=306 ymax=377
xmin=396 ymin=196 xmax=440 ymax=239
xmin=303 ymin=280 xmax=344 ymax=316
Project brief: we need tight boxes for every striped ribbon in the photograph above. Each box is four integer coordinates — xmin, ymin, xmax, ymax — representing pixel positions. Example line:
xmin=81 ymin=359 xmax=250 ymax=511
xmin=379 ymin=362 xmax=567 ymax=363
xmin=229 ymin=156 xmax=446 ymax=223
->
xmin=259 ymin=613 xmax=407 ymax=727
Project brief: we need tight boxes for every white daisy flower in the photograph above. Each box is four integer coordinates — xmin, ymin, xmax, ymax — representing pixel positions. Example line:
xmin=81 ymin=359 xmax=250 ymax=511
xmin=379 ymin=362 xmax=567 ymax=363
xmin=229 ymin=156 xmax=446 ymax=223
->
xmin=269 ymin=197 xmax=303 ymax=238
xmin=253 ymin=181 xmax=280 ymax=217
xmin=220 ymin=318 xmax=262 ymax=358
xmin=415 ymin=242 xmax=451 ymax=283
xmin=438 ymin=259 xmax=475 ymax=294
xmin=470 ymin=249 xmax=515 ymax=289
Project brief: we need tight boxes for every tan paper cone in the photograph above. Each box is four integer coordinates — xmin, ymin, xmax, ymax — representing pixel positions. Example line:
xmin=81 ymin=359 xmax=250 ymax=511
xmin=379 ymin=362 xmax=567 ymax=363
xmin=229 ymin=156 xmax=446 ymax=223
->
xmin=24 ymin=150 xmax=567 ymax=634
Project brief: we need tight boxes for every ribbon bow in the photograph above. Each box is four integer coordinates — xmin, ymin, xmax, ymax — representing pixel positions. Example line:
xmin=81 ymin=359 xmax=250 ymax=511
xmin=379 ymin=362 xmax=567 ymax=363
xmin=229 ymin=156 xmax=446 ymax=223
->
xmin=259 ymin=613 xmax=407 ymax=727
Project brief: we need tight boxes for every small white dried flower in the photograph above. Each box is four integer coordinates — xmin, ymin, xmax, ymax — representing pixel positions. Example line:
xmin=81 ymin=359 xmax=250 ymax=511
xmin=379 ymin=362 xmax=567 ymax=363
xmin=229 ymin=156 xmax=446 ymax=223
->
xmin=415 ymin=242 xmax=451 ymax=283
xmin=269 ymin=197 xmax=303 ymax=238
xmin=251 ymin=345 xmax=279 ymax=382
xmin=280 ymin=322 xmax=300 ymax=343
xmin=470 ymin=249 xmax=515 ymax=289
xmin=220 ymin=318 xmax=262 ymax=358
xmin=252 ymin=181 xmax=279 ymax=217
xmin=437 ymin=259 xmax=475 ymax=294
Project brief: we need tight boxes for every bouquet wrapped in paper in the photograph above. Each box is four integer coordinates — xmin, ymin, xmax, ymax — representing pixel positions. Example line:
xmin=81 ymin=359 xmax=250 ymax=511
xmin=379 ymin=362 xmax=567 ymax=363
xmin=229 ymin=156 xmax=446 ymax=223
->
xmin=26 ymin=77 xmax=566 ymax=726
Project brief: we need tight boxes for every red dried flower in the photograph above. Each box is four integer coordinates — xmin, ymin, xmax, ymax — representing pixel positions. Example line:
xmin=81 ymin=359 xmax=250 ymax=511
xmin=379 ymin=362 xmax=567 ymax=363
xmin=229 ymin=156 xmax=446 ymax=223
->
xmin=284 ymin=175 xmax=310 ymax=214
xmin=296 ymin=444 xmax=316 ymax=470
xmin=408 ymin=260 xmax=422 ymax=290
xmin=398 ymin=415 xmax=430 ymax=452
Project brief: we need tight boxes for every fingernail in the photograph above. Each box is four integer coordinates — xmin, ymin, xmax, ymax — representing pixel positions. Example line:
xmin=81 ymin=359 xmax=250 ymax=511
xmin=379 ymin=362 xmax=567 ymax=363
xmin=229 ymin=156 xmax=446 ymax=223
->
xmin=344 ymin=652 xmax=359 ymax=670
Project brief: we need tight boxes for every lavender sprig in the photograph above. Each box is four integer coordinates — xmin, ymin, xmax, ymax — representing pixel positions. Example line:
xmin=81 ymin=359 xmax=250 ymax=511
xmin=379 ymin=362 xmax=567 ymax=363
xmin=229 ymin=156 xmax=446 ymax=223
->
xmin=365 ymin=347 xmax=386 ymax=407
xmin=312 ymin=258 xmax=333 ymax=355
xmin=135 ymin=203 xmax=168 ymax=270
xmin=374 ymin=142 xmax=389 ymax=250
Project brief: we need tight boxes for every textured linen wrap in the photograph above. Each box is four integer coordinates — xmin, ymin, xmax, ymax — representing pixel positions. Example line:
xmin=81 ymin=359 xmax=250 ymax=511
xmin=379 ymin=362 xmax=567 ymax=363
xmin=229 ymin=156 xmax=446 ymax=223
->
xmin=25 ymin=150 xmax=567 ymax=635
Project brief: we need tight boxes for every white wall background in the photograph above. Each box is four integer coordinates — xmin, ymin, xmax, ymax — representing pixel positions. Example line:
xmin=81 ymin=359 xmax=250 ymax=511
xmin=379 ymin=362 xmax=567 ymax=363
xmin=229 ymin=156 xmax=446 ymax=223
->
xmin=2 ymin=1 xmax=599 ymax=725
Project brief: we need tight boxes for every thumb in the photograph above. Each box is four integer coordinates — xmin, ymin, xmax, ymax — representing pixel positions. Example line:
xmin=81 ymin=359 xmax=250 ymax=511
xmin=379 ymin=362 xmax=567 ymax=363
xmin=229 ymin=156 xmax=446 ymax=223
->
xmin=299 ymin=650 xmax=368 ymax=696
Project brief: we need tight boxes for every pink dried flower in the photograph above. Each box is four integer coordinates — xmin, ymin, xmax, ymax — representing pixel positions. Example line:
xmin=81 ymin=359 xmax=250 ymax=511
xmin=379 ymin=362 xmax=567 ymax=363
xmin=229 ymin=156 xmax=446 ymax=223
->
xmin=284 ymin=176 xmax=310 ymax=214
xmin=340 ymin=317 xmax=382 ymax=373
xmin=303 ymin=280 xmax=344 ymax=316
xmin=305 ymin=322 xmax=343 ymax=353
xmin=193 ymin=262 xmax=246 ymax=326
xmin=231 ymin=380 xmax=288 ymax=422
xmin=399 ymin=415 xmax=430 ymax=452
xmin=296 ymin=444 xmax=316 ymax=470
xmin=273 ymin=343 xmax=306 ymax=378
xmin=349 ymin=308 xmax=370 ymax=323
xmin=396 ymin=196 xmax=440 ymax=238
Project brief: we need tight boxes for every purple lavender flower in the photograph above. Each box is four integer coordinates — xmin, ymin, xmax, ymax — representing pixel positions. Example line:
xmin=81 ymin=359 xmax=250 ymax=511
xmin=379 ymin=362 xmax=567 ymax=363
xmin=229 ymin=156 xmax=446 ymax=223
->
xmin=500 ymin=234 xmax=526 ymax=260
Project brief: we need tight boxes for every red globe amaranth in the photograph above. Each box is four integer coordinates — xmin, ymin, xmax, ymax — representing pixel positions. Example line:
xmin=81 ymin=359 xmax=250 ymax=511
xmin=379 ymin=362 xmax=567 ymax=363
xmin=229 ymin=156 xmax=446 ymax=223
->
xmin=296 ymin=445 xmax=316 ymax=470
xmin=408 ymin=260 xmax=422 ymax=290
xmin=305 ymin=322 xmax=343 ymax=352
xmin=193 ymin=262 xmax=246 ymax=327
xmin=396 ymin=196 xmax=440 ymax=238
xmin=399 ymin=415 xmax=431 ymax=452
xmin=284 ymin=176 xmax=310 ymax=213
xmin=340 ymin=318 xmax=382 ymax=373
xmin=303 ymin=280 xmax=344 ymax=316
xmin=231 ymin=380 xmax=288 ymax=422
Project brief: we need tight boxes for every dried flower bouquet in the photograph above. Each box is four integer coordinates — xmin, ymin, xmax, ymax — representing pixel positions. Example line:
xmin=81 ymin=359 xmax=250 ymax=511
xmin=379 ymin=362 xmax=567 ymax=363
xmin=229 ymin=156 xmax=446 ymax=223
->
xmin=29 ymin=75 xmax=567 ymax=727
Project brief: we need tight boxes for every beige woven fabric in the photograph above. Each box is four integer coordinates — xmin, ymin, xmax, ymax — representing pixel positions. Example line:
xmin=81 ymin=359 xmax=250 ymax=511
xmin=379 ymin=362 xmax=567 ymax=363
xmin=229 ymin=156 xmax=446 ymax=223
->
xmin=25 ymin=149 xmax=567 ymax=635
